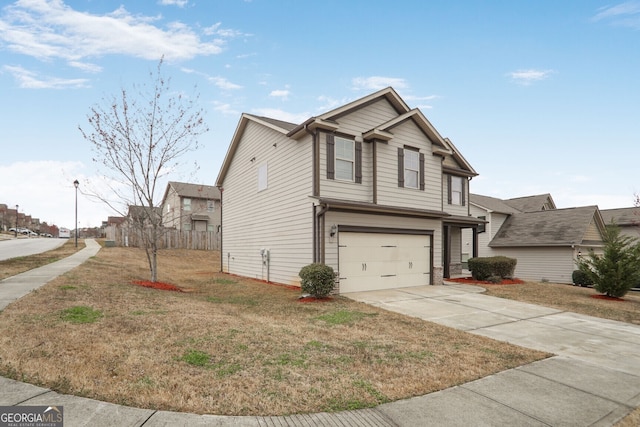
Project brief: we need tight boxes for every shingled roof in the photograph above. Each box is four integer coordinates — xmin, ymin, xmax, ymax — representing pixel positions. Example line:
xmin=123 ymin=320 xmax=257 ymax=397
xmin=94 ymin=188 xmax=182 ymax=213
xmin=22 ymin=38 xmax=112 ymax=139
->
xmin=601 ymin=207 xmax=640 ymax=226
xmin=470 ymin=194 xmax=521 ymax=214
xmin=489 ymin=206 xmax=603 ymax=247
xmin=166 ymin=181 xmax=220 ymax=200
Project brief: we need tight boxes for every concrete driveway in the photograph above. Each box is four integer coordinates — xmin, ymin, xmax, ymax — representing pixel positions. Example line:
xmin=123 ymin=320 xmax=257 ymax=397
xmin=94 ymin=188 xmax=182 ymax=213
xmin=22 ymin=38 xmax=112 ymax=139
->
xmin=345 ymin=283 xmax=640 ymax=426
xmin=345 ymin=283 xmax=640 ymax=375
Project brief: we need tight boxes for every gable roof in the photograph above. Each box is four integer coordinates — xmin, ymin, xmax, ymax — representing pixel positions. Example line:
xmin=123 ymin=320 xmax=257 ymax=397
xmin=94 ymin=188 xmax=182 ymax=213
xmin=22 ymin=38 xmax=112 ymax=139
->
xmin=601 ymin=207 xmax=640 ymax=226
xmin=471 ymin=193 xmax=556 ymax=215
xmin=489 ymin=206 xmax=604 ymax=247
xmin=165 ymin=181 xmax=220 ymax=200
xmin=470 ymin=194 xmax=522 ymax=214
xmin=504 ymin=194 xmax=555 ymax=212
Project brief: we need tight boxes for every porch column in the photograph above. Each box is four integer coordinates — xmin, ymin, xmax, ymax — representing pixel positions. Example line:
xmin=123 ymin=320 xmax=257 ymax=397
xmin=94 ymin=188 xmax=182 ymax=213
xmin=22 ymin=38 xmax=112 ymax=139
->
xmin=472 ymin=226 xmax=479 ymax=258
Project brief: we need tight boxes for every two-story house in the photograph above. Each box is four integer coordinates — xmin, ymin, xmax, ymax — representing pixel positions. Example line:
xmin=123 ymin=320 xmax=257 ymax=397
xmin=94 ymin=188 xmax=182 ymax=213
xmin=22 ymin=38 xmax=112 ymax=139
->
xmin=215 ymin=87 xmax=482 ymax=293
xmin=161 ymin=181 xmax=221 ymax=232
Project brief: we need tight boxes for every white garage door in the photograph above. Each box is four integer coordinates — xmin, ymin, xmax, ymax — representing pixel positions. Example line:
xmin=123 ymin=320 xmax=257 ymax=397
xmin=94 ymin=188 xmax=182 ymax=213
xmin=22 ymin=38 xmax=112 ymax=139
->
xmin=338 ymin=232 xmax=431 ymax=293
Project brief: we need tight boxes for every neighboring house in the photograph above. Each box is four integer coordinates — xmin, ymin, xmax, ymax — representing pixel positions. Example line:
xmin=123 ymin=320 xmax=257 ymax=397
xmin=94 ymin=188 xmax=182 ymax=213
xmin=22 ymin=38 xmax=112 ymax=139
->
xmin=216 ymin=87 xmax=483 ymax=293
xmin=601 ymin=207 xmax=640 ymax=240
xmin=127 ymin=205 xmax=162 ymax=228
xmin=463 ymin=193 xmax=606 ymax=283
xmin=161 ymin=181 xmax=221 ymax=232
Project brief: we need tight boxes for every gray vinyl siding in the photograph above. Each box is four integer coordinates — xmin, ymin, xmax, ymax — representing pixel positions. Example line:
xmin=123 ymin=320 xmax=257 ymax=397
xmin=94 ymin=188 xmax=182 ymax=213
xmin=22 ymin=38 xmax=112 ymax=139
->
xmin=490 ymin=247 xmax=575 ymax=284
xmin=162 ymin=188 xmax=180 ymax=229
xmin=462 ymin=207 xmax=510 ymax=258
xmin=221 ymin=121 xmax=313 ymax=286
xmin=320 ymin=133 xmax=373 ymax=202
xmin=442 ymin=174 xmax=469 ymax=217
xmin=323 ymin=211 xmax=442 ymax=281
xmin=583 ymin=219 xmax=601 ymax=241
xmin=376 ymin=121 xmax=442 ymax=210
xmin=319 ymin=98 xmax=397 ymax=202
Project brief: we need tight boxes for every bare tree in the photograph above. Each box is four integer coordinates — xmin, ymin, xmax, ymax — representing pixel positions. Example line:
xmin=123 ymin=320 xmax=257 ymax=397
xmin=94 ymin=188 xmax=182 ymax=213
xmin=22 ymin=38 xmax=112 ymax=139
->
xmin=79 ymin=58 xmax=208 ymax=282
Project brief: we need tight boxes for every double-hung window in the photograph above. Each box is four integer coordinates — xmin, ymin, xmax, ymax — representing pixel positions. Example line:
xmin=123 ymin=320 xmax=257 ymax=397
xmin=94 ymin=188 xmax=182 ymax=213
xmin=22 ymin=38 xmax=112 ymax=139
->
xmin=449 ymin=176 xmax=465 ymax=205
xmin=398 ymin=146 xmax=424 ymax=190
xmin=183 ymin=198 xmax=191 ymax=211
xmin=335 ymin=137 xmax=354 ymax=181
xmin=404 ymin=149 xmax=420 ymax=189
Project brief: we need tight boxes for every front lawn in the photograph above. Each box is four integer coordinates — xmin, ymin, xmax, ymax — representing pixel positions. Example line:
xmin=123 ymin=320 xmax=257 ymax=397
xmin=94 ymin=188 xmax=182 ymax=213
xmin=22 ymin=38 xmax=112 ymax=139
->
xmin=0 ymin=247 xmax=547 ymax=416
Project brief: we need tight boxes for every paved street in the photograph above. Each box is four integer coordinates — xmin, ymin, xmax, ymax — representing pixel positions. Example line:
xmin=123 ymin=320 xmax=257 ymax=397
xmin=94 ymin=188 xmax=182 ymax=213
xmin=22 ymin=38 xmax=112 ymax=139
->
xmin=0 ymin=237 xmax=66 ymax=261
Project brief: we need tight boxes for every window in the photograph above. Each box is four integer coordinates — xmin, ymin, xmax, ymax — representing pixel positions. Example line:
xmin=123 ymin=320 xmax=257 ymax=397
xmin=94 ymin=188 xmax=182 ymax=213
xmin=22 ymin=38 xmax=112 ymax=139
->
xmin=404 ymin=149 xmax=419 ymax=189
xmin=335 ymin=137 xmax=354 ymax=181
xmin=183 ymin=198 xmax=191 ymax=211
xmin=207 ymin=200 xmax=215 ymax=212
xmin=478 ymin=215 xmax=486 ymax=233
xmin=398 ymin=147 xmax=424 ymax=190
xmin=258 ymin=163 xmax=268 ymax=191
xmin=448 ymin=176 xmax=465 ymax=206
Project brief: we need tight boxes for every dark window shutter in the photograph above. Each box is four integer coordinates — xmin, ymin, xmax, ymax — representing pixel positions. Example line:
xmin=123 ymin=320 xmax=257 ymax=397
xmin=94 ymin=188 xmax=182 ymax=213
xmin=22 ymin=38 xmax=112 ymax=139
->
xmin=397 ymin=147 xmax=404 ymax=187
xmin=461 ymin=178 xmax=466 ymax=205
xmin=355 ymin=141 xmax=362 ymax=184
xmin=326 ymin=134 xmax=335 ymax=180
xmin=447 ymin=175 xmax=452 ymax=204
xmin=419 ymin=153 xmax=425 ymax=191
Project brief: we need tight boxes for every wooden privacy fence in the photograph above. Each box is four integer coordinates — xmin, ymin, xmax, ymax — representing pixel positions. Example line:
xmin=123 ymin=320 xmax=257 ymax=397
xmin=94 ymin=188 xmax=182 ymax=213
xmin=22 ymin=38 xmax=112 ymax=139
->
xmin=106 ymin=227 xmax=220 ymax=250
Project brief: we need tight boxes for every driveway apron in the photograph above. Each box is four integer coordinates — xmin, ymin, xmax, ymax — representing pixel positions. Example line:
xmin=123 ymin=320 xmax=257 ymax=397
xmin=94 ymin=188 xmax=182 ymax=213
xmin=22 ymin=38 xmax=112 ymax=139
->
xmin=345 ymin=284 xmax=640 ymax=426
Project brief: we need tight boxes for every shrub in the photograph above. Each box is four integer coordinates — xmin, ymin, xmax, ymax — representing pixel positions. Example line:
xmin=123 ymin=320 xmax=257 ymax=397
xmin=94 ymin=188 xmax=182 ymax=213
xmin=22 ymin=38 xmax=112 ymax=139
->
xmin=468 ymin=256 xmax=517 ymax=281
xmin=572 ymin=270 xmax=593 ymax=287
xmin=576 ymin=225 xmax=640 ymax=298
xmin=487 ymin=275 xmax=502 ymax=284
xmin=299 ymin=263 xmax=336 ymax=298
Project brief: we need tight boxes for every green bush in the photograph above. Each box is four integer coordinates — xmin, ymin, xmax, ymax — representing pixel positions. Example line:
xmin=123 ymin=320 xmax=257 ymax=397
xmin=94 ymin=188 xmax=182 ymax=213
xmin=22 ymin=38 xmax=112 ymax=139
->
xmin=299 ymin=263 xmax=336 ymax=298
xmin=576 ymin=225 xmax=640 ymax=298
xmin=468 ymin=256 xmax=517 ymax=281
xmin=572 ymin=270 xmax=593 ymax=287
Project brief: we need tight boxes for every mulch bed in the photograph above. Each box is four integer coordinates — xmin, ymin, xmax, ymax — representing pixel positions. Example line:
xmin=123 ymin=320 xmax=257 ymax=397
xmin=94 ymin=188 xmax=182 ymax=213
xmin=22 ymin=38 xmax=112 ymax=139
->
xmin=447 ymin=277 xmax=525 ymax=285
xmin=297 ymin=296 xmax=333 ymax=303
xmin=132 ymin=280 xmax=184 ymax=292
xmin=590 ymin=294 xmax=626 ymax=302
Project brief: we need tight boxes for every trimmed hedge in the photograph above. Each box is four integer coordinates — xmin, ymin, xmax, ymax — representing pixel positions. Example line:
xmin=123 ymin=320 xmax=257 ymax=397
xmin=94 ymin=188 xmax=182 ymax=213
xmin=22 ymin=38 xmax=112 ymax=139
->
xmin=468 ymin=256 xmax=517 ymax=281
xmin=299 ymin=263 xmax=336 ymax=298
xmin=572 ymin=269 xmax=593 ymax=287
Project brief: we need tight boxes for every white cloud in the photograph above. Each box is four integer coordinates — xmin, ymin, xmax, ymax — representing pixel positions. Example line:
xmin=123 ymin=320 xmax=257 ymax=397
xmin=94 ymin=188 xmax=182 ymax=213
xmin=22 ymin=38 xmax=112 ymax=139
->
xmin=592 ymin=1 xmax=640 ymax=28
xmin=0 ymin=1 xmax=229 ymax=63
xmin=352 ymin=76 xmax=409 ymax=91
xmin=3 ymin=65 xmax=90 ymax=89
xmin=507 ymin=69 xmax=554 ymax=85
xmin=158 ymin=0 xmax=189 ymax=7
xmin=208 ymin=76 xmax=242 ymax=90
xmin=180 ymin=67 xmax=242 ymax=90
xmin=203 ymin=22 xmax=250 ymax=38
xmin=251 ymin=108 xmax=309 ymax=124
xmin=212 ymin=101 xmax=240 ymax=116
xmin=269 ymin=89 xmax=290 ymax=100
xmin=68 ymin=61 xmax=102 ymax=73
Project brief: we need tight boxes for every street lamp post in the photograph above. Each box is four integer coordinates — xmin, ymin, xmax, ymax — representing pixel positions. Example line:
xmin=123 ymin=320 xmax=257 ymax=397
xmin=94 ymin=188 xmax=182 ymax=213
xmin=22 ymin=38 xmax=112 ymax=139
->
xmin=73 ymin=180 xmax=79 ymax=248
xmin=15 ymin=204 xmax=18 ymax=237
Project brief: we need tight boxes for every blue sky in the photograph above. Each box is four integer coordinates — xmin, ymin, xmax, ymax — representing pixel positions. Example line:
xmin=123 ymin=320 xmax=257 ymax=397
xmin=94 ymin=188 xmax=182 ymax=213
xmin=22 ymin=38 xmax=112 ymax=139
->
xmin=1 ymin=0 xmax=638 ymax=229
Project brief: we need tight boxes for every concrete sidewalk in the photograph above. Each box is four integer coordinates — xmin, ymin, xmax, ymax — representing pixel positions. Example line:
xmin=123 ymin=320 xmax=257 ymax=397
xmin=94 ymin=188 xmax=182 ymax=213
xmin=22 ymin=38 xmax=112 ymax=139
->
xmin=1 ymin=248 xmax=640 ymax=426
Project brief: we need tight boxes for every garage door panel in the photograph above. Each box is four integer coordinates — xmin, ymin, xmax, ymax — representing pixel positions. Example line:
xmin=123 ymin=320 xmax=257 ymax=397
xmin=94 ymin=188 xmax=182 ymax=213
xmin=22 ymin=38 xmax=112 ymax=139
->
xmin=339 ymin=232 xmax=431 ymax=293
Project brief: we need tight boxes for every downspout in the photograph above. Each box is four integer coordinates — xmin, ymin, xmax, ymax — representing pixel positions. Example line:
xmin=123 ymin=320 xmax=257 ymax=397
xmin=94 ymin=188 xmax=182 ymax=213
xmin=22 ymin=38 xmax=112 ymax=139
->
xmin=315 ymin=203 xmax=329 ymax=264
xmin=305 ymin=123 xmax=320 ymax=263
xmin=218 ymin=186 xmax=223 ymax=273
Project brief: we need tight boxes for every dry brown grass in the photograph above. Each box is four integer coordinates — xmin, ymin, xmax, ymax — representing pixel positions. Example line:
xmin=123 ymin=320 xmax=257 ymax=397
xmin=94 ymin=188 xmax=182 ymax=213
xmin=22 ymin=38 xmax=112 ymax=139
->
xmin=616 ymin=406 xmax=640 ymax=427
xmin=482 ymin=281 xmax=640 ymax=325
xmin=0 ymin=238 xmax=84 ymax=281
xmin=0 ymin=246 xmax=548 ymax=416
